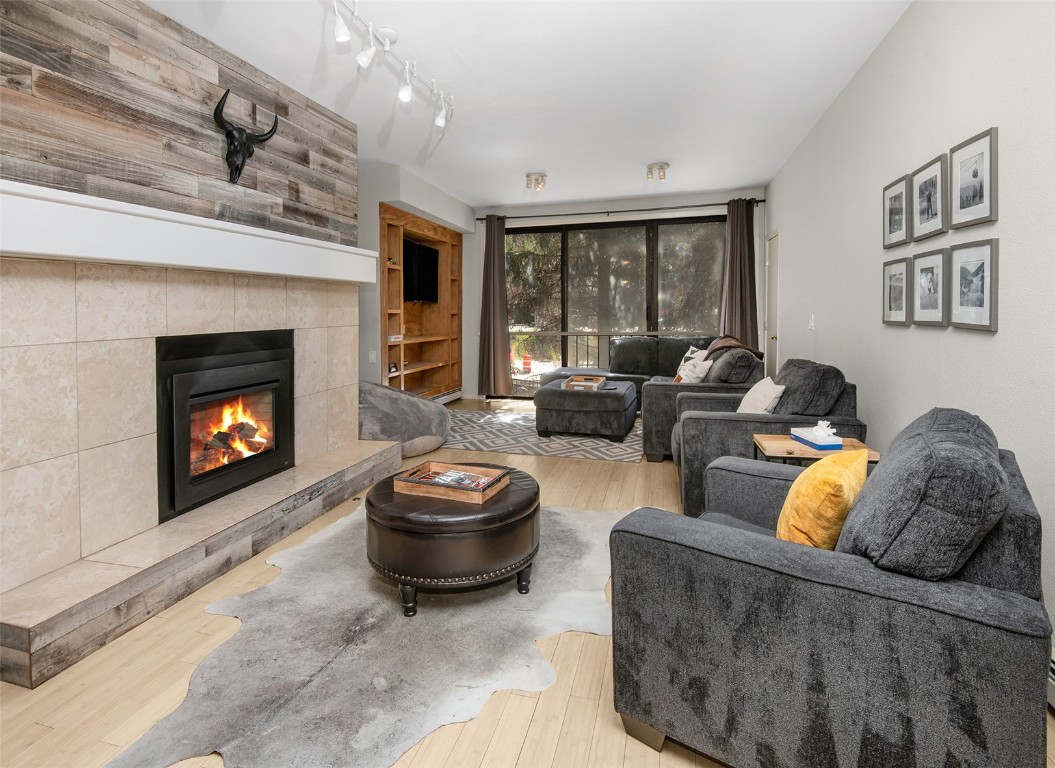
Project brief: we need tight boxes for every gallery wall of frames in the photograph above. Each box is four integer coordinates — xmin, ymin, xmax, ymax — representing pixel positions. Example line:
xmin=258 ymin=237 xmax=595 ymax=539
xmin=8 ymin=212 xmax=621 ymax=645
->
xmin=881 ymin=127 xmax=998 ymax=332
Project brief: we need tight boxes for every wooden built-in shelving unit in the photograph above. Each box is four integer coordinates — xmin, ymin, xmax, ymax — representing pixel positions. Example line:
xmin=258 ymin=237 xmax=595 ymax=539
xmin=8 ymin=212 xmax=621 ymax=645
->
xmin=379 ymin=203 xmax=462 ymax=400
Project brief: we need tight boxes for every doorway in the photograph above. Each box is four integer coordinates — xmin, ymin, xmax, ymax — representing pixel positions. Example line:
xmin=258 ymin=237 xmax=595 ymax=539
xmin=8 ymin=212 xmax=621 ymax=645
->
xmin=764 ymin=231 xmax=779 ymax=378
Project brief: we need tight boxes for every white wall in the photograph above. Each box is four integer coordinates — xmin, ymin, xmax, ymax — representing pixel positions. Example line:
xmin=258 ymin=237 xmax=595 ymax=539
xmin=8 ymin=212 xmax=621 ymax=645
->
xmin=357 ymin=164 xmax=476 ymax=385
xmin=766 ymin=1 xmax=1055 ymax=609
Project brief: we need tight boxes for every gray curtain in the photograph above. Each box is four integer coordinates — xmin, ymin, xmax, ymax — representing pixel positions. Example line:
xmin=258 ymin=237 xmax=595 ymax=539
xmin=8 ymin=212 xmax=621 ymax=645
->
xmin=719 ymin=198 xmax=759 ymax=347
xmin=478 ymin=214 xmax=512 ymax=397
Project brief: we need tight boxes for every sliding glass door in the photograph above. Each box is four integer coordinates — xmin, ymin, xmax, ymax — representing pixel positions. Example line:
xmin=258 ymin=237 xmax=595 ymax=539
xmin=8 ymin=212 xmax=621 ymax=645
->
xmin=506 ymin=216 xmax=725 ymax=395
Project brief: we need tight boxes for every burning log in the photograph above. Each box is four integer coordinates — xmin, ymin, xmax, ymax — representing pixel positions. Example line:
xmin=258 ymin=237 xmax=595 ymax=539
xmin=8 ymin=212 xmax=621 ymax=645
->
xmin=229 ymin=421 xmax=259 ymax=441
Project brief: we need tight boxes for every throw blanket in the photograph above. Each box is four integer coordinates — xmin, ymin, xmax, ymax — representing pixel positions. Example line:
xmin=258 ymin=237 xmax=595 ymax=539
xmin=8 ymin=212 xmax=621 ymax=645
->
xmin=704 ymin=335 xmax=764 ymax=361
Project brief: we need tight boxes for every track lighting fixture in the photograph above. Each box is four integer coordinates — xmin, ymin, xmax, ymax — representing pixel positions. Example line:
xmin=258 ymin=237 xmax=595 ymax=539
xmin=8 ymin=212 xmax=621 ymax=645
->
xmin=526 ymin=173 xmax=547 ymax=192
xmin=333 ymin=0 xmax=454 ymax=130
xmin=647 ymin=162 xmax=669 ymax=182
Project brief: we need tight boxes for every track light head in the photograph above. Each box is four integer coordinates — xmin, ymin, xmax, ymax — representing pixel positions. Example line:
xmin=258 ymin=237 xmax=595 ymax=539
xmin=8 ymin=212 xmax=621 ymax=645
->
xmin=398 ymin=62 xmax=414 ymax=103
xmin=355 ymin=22 xmax=377 ymax=67
xmin=333 ymin=0 xmax=351 ymax=43
xmin=434 ymin=90 xmax=447 ymax=128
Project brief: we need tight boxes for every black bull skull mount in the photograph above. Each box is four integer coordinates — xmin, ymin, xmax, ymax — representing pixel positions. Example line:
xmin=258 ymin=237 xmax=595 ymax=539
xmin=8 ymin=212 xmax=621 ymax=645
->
xmin=213 ymin=89 xmax=278 ymax=184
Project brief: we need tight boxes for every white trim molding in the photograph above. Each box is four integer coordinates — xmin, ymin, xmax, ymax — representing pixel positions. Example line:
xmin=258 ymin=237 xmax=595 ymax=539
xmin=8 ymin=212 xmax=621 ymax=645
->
xmin=0 ymin=180 xmax=377 ymax=283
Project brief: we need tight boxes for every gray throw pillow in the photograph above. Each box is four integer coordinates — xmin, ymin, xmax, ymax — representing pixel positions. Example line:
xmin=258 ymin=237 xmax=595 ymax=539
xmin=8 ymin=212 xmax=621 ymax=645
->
xmin=836 ymin=408 xmax=1009 ymax=580
xmin=704 ymin=348 xmax=758 ymax=384
xmin=609 ymin=337 xmax=657 ymax=376
xmin=772 ymin=359 xmax=846 ymax=415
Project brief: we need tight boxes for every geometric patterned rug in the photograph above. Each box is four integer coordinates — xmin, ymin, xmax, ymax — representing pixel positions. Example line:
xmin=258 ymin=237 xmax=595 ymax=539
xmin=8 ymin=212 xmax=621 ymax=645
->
xmin=445 ymin=410 xmax=643 ymax=462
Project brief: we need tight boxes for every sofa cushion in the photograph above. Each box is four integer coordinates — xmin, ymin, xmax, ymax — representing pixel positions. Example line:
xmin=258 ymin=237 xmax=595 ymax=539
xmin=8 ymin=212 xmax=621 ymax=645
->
xmin=704 ymin=348 xmax=759 ymax=384
xmin=609 ymin=337 xmax=657 ymax=376
xmin=776 ymin=450 xmax=868 ymax=549
xmin=836 ymin=408 xmax=1009 ymax=580
xmin=773 ymin=359 xmax=846 ymax=416
xmin=674 ymin=356 xmax=712 ymax=384
xmin=657 ymin=336 xmax=715 ymax=376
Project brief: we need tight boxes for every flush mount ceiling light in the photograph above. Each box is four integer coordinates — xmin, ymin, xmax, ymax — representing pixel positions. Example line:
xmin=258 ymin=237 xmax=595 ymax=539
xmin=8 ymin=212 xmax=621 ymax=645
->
xmin=646 ymin=162 xmax=669 ymax=182
xmin=526 ymin=173 xmax=547 ymax=192
xmin=332 ymin=0 xmax=453 ymax=129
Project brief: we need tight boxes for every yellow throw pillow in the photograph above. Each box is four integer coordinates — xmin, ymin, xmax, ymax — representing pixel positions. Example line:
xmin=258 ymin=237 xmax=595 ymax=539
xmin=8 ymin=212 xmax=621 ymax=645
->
xmin=776 ymin=449 xmax=868 ymax=549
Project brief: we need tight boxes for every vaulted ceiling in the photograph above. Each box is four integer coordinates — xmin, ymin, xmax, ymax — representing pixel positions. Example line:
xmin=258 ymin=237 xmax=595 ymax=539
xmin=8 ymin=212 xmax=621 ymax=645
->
xmin=145 ymin=0 xmax=910 ymax=208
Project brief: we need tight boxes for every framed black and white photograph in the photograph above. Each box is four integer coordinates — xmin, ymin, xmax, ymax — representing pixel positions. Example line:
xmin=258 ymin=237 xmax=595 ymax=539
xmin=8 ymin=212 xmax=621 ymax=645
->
xmin=882 ymin=257 xmax=911 ymax=325
xmin=911 ymin=155 xmax=948 ymax=241
xmin=882 ymin=175 xmax=911 ymax=248
xmin=950 ymin=239 xmax=998 ymax=332
xmin=911 ymin=248 xmax=949 ymax=326
xmin=950 ymin=127 xmax=998 ymax=229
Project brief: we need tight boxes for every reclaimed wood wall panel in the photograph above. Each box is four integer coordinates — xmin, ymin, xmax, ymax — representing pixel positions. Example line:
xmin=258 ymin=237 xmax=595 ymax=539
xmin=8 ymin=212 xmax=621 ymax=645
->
xmin=0 ymin=0 xmax=358 ymax=246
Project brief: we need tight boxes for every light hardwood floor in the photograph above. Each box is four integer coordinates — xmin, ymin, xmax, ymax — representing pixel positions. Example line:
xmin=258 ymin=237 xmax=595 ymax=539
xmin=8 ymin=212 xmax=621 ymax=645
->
xmin=1 ymin=398 xmax=1051 ymax=767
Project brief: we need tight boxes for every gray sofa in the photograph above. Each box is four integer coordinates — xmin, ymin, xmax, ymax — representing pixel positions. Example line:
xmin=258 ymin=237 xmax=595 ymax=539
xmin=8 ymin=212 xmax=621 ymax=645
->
xmin=610 ymin=407 xmax=1051 ymax=767
xmin=642 ymin=348 xmax=763 ymax=462
xmin=674 ymin=359 xmax=866 ymax=515
xmin=539 ymin=335 xmax=718 ymax=399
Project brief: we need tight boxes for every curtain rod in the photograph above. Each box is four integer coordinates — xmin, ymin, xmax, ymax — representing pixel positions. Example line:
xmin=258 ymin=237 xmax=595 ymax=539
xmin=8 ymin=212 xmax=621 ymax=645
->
xmin=475 ymin=198 xmax=764 ymax=222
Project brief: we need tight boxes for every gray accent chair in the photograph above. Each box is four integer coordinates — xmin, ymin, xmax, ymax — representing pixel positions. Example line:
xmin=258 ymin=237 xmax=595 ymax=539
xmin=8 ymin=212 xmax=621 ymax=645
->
xmin=538 ymin=335 xmax=717 ymax=400
xmin=358 ymin=381 xmax=450 ymax=457
xmin=642 ymin=347 xmax=763 ymax=462
xmin=611 ymin=408 xmax=1051 ymax=767
xmin=673 ymin=359 xmax=866 ymax=516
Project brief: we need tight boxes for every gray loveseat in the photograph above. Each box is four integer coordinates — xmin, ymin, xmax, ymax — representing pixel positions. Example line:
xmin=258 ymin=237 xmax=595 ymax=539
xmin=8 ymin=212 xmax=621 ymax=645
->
xmin=611 ymin=407 xmax=1051 ymax=767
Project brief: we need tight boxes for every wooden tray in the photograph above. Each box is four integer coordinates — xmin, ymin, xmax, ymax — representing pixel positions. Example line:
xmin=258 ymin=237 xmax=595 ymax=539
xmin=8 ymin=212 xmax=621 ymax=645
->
xmin=393 ymin=461 xmax=510 ymax=503
xmin=561 ymin=374 xmax=606 ymax=391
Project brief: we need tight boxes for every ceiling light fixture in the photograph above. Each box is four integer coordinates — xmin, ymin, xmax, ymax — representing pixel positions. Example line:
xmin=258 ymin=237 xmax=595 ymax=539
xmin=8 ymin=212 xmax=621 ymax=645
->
xmin=333 ymin=0 xmax=351 ymax=43
xmin=333 ymin=0 xmax=454 ymax=129
xmin=526 ymin=173 xmax=546 ymax=192
xmin=647 ymin=162 xmax=669 ymax=182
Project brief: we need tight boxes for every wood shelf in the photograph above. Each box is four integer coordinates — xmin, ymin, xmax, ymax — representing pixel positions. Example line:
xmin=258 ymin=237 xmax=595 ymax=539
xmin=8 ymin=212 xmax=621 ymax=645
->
xmin=402 ymin=360 xmax=447 ymax=374
xmin=378 ymin=203 xmax=462 ymax=401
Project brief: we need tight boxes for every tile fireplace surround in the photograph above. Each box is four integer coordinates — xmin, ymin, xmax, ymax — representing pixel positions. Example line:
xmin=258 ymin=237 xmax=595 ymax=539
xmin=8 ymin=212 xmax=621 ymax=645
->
xmin=0 ymin=182 xmax=400 ymax=687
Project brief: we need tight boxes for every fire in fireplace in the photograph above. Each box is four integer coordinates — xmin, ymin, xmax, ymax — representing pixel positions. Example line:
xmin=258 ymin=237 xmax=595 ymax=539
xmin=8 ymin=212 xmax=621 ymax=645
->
xmin=157 ymin=330 xmax=294 ymax=523
xmin=190 ymin=393 xmax=275 ymax=477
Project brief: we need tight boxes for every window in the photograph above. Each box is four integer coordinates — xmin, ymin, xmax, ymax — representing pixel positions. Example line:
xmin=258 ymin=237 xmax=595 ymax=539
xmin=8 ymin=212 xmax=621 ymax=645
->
xmin=505 ymin=216 xmax=725 ymax=394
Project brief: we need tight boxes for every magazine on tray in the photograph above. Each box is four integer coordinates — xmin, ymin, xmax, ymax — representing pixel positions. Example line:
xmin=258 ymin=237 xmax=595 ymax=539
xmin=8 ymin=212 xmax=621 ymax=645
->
xmin=417 ymin=469 xmax=495 ymax=490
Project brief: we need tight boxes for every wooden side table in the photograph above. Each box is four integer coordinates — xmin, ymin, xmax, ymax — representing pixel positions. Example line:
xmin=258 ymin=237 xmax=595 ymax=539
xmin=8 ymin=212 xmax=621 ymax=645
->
xmin=752 ymin=434 xmax=880 ymax=464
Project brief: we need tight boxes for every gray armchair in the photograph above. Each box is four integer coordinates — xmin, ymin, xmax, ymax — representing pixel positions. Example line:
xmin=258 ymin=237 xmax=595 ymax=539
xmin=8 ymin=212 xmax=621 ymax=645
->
xmin=611 ymin=408 xmax=1051 ymax=767
xmin=673 ymin=359 xmax=866 ymax=515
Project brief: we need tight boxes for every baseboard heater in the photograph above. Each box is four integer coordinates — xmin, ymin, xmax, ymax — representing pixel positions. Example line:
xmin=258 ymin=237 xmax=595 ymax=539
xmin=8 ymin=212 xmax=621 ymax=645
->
xmin=431 ymin=388 xmax=462 ymax=405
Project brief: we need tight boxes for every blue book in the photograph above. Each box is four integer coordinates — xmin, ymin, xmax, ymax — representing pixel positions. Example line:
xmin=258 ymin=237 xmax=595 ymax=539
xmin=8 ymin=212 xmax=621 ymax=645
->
xmin=790 ymin=431 xmax=843 ymax=450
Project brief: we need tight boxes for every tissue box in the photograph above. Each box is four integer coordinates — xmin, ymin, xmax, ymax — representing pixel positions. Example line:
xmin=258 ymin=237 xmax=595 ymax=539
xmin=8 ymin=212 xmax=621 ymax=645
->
xmin=790 ymin=427 xmax=843 ymax=450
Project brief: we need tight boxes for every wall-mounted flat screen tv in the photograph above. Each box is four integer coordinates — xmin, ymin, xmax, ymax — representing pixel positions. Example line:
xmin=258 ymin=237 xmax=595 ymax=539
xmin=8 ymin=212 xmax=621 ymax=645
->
xmin=403 ymin=239 xmax=439 ymax=303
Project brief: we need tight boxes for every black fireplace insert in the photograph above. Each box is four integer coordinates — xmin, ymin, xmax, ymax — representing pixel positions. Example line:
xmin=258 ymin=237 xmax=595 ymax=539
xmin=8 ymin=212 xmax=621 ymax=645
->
xmin=156 ymin=329 xmax=295 ymax=523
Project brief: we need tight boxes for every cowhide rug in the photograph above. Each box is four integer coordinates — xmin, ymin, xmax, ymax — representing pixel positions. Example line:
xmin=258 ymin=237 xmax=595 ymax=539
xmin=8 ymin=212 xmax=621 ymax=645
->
xmin=108 ymin=505 xmax=626 ymax=768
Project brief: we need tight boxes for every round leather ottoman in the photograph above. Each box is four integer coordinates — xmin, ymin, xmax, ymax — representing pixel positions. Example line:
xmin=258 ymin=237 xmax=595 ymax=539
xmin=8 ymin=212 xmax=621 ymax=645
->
xmin=365 ymin=464 xmax=540 ymax=616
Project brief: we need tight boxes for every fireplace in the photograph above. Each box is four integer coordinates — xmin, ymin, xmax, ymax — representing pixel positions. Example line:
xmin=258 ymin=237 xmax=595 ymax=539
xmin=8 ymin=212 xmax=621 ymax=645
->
xmin=157 ymin=330 xmax=295 ymax=523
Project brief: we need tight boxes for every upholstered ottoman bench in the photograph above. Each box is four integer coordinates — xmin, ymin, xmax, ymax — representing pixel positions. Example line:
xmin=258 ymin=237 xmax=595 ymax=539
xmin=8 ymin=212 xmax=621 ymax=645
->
xmin=533 ymin=379 xmax=637 ymax=442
